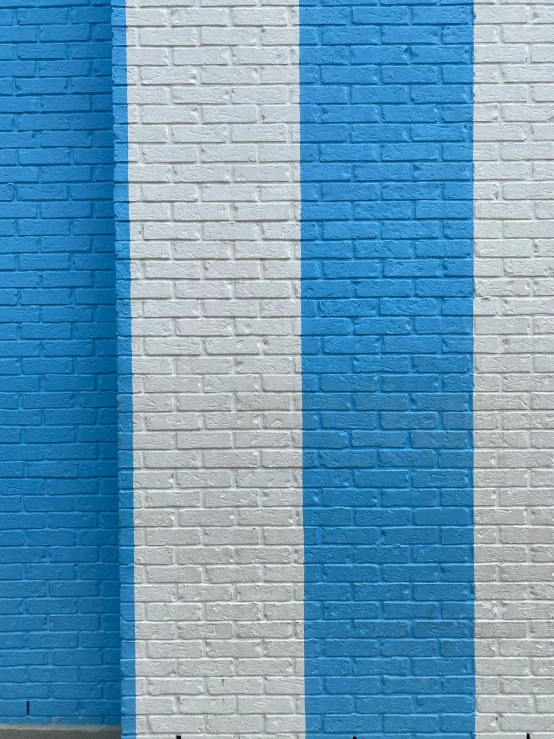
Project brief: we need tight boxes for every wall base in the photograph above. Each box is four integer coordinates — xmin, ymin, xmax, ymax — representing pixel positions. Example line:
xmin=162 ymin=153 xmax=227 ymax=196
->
xmin=0 ymin=727 xmax=120 ymax=739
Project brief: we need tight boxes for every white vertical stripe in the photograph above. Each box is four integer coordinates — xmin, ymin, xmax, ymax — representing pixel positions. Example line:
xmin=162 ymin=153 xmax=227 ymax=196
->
xmin=474 ymin=0 xmax=554 ymax=735
xmin=124 ymin=0 xmax=304 ymax=734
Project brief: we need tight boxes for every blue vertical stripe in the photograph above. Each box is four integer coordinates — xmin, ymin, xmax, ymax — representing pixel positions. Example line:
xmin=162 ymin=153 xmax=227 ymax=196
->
xmin=0 ymin=0 xmax=120 ymax=722
xmin=299 ymin=0 xmax=475 ymax=734
xmin=111 ymin=1 xmax=136 ymax=736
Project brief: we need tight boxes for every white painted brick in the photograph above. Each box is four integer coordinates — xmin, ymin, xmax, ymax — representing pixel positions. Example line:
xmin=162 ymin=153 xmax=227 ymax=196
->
xmin=125 ymin=0 xmax=302 ymax=730
xmin=474 ymin=1 xmax=554 ymax=735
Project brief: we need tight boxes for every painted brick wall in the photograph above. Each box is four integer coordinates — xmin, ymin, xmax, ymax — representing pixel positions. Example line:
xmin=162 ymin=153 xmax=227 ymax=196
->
xmin=0 ymin=0 xmax=120 ymax=723
xmin=300 ymin=0 xmax=475 ymax=736
xmin=116 ymin=0 xmax=477 ymax=729
xmin=473 ymin=0 xmax=554 ymax=735
xmin=5 ymin=0 xmax=554 ymax=730
xmin=115 ymin=0 xmax=304 ymax=735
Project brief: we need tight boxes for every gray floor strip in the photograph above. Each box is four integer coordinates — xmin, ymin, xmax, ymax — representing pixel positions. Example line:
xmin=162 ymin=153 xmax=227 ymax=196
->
xmin=0 ymin=726 xmax=121 ymax=739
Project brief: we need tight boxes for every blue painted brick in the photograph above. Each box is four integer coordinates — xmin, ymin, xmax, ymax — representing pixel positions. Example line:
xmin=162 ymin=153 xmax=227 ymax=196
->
xmin=0 ymin=0 xmax=119 ymax=724
xmin=300 ymin=0 xmax=474 ymax=734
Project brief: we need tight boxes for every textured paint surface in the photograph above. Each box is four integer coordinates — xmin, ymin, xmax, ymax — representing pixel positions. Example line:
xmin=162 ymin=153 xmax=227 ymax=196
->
xmin=0 ymin=0 xmax=120 ymax=723
xmin=112 ymin=0 xmax=136 ymax=735
xmin=13 ymin=0 xmax=554 ymax=731
xmin=120 ymin=0 xmax=303 ymax=734
xmin=473 ymin=0 xmax=554 ymax=735
xmin=299 ymin=0 xmax=475 ymax=736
